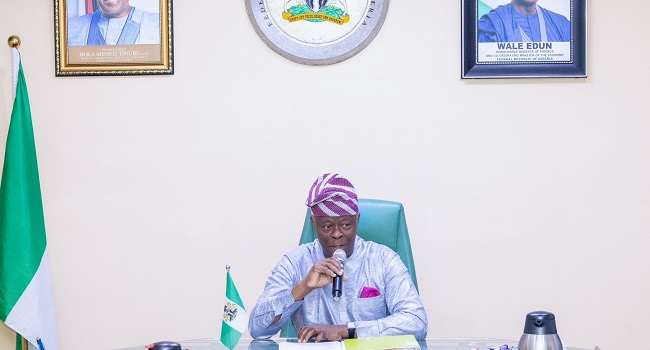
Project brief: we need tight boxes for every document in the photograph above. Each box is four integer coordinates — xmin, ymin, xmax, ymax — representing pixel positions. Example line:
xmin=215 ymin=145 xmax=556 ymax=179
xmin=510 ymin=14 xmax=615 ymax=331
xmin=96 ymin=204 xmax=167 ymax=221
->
xmin=344 ymin=335 xmax=420 ymax=350
xmin=279 ymin=335 xmax=420 ymax=350
xmin=280 ymin=341 xmax=344 ymax=350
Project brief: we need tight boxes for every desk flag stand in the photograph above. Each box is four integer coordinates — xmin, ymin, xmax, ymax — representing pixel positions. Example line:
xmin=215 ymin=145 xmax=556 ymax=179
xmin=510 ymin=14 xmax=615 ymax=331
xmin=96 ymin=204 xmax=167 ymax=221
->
xmin=221 ymin=265 xmax=249 ymax=350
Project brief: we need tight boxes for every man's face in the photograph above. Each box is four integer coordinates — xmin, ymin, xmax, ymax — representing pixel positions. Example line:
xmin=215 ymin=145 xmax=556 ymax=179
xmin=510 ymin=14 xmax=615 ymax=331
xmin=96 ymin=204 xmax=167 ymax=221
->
xmin=312 ymin=214 xmax=359 ymax=258
xmin=98 ymin=0 xmax=131 ymax=18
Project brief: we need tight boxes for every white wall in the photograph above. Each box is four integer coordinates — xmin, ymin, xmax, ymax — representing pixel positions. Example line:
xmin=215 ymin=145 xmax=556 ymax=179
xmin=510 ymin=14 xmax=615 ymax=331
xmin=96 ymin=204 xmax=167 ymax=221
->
xmin=1 ymin=1 xmax=649 ymax=349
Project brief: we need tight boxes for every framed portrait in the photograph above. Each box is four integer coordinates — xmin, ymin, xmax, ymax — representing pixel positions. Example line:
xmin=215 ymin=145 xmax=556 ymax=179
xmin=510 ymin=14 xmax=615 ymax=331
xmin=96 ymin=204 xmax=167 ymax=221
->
xmin=462 ymin=0 xmax=586 ymax=79
xmin=54 ymin=0 xmax=173 ymax=76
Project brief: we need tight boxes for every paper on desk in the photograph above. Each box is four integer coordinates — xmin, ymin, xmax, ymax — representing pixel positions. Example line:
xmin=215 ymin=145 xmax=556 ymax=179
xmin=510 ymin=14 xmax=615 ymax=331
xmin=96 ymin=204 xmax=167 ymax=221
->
xmin=344 ymin=335 xmax=420 ymax=350
xmin=280 ymin=335 xmax=420 ymax=350
xmin=280 ymin=341 xmax=344 ymax=350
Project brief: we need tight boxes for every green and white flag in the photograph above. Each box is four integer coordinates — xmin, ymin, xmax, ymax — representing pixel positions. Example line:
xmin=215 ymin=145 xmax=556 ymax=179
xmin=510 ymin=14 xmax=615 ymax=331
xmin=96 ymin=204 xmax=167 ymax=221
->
xmin=0 ymin=48 xmax=59 ymax=350
xmin=220 ymin=267 xmax=248 ymax=350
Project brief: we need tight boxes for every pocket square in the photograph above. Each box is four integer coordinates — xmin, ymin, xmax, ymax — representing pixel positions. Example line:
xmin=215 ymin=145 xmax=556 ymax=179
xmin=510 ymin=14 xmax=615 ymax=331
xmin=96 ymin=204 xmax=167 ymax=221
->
xmin=360 ymin=286 xmax=381 ymax=298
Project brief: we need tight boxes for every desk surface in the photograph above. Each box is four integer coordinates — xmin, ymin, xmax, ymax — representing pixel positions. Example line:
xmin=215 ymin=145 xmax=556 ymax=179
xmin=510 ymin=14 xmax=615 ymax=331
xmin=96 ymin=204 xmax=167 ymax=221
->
xmin=114 ymin=338 xmax=593 ymax=350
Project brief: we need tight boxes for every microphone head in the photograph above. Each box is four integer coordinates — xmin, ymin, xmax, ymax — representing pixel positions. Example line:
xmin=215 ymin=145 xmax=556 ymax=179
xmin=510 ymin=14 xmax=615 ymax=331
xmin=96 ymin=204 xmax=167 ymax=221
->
xmin=333 ymin=249 xmax=347 ymax=263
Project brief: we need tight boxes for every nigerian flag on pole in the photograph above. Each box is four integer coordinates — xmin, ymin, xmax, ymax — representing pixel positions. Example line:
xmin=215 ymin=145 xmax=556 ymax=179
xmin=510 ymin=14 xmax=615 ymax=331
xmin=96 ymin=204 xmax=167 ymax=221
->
xmin=220 ymin=266 xmax=248 ymax=350
xmin=0 ymin=48 xmax=59 ymax=350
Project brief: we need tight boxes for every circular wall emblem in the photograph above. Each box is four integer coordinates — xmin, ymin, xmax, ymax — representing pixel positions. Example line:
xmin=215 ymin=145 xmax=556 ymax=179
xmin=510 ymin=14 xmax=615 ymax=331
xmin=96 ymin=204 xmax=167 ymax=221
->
xmin=245 ymin=0 xmax=390 ymax=65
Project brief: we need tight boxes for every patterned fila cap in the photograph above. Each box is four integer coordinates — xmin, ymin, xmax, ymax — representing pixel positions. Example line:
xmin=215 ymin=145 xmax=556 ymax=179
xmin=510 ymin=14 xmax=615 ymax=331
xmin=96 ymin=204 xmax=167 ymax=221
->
xmin=305 ymin=173 xmax=359 ymax=217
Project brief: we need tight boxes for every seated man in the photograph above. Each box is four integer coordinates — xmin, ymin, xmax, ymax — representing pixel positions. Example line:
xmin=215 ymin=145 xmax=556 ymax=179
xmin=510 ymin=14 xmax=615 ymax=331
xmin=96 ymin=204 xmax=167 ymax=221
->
xmin=248 ymin=173 xmax=428 ymax=342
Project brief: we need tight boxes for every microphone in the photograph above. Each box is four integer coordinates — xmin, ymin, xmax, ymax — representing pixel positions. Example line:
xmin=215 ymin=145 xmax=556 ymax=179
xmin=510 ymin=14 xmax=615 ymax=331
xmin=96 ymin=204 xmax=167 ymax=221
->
xmin=332 ymin=249 xmax=347 ymax=301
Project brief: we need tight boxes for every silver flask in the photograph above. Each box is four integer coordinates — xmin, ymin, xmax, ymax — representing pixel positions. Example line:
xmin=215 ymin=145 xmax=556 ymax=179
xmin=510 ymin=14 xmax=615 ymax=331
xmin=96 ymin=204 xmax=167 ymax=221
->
xmin=518 ymin=311 xmax=563 ymax=350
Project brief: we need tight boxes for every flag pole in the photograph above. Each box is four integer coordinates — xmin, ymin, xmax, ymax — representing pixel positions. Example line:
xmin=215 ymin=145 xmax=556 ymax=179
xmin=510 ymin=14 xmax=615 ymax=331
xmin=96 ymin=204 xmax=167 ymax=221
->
xmin=8 ymin=33 xmax=28 ymax=350
xmin=8 ymin=36 xmax=21 ymax=99
xmin=5 ymin=35 xmax=58 ymax=350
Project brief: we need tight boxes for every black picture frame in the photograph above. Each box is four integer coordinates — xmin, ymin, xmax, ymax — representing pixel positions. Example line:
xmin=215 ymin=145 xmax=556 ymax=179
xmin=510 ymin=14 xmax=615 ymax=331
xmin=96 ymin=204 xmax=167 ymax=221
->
xmin=54 ymin=0 xmax=173 ymax=76
xmin=462 ymin=0 xmax=586 ymax=79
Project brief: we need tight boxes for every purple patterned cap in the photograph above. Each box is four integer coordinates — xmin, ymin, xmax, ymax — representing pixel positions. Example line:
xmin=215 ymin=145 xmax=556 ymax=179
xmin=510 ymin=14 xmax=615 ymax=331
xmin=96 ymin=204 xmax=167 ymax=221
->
xmin=305 ymin=173 xmax=359 ymax=217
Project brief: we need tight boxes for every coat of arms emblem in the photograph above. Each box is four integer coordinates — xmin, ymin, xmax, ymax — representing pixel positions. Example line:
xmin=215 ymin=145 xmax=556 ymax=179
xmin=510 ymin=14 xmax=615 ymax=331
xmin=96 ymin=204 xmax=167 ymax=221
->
xmin=246 ymin=0 xmax=389 ymax=65
xmin=283 ymin=0 xmax=350 ymax=24
xmin=223 ymin=301 xmax=239 ymax=322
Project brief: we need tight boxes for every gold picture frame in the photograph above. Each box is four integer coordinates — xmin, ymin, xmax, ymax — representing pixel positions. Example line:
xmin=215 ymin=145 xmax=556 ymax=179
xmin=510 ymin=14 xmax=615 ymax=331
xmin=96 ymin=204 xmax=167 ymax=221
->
xmin=54 ymin=0 xmax=173 ymax=76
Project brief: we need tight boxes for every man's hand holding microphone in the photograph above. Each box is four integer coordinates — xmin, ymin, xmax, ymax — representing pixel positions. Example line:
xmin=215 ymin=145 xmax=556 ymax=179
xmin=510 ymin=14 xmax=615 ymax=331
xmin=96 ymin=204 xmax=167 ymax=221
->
xmin=292 ymin=249 xmax=350 ymax=342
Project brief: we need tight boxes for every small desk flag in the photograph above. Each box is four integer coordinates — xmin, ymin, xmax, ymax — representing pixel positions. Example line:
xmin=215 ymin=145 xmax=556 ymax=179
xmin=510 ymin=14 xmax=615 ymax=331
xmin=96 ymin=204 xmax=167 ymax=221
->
xmin=0 ymin=48 xmax=59 ymax=350
xmin=220 ymin=266 xmax=248 ymax=350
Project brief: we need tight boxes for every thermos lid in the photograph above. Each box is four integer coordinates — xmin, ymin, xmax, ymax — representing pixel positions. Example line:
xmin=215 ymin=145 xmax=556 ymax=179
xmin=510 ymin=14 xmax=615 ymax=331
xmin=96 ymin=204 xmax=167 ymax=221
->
xmin=523 ymin=311 xmax=558 ymax=335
